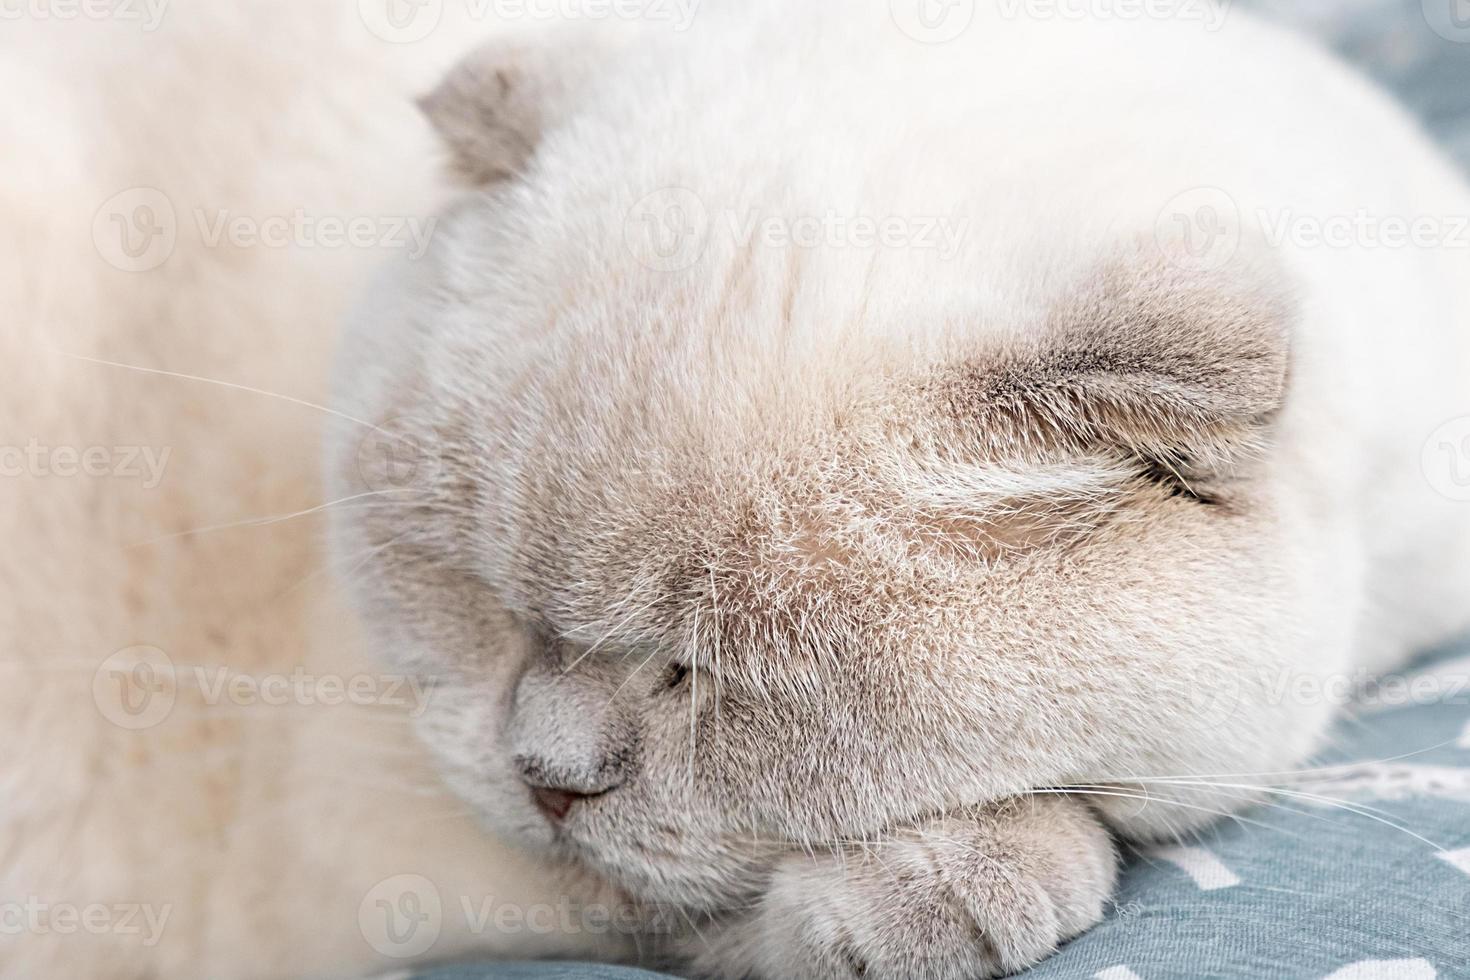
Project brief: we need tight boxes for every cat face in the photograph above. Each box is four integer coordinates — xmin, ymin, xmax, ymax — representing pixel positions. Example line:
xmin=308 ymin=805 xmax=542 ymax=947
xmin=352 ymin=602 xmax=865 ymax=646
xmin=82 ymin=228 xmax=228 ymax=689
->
xmin=327 ymin=8 xmax=1316 ymax=912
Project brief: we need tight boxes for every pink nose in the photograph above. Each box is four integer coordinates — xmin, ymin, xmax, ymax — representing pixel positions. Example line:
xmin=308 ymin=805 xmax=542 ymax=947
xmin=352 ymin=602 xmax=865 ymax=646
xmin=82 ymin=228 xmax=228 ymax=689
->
xmin=529 ymin=785 xmax=585 ymax=823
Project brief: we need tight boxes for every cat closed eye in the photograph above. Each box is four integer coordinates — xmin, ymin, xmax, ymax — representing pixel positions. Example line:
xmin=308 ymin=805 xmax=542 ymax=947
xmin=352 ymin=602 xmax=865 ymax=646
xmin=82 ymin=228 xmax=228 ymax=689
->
xmin=662 ymin=663 xmax=690 ymax=692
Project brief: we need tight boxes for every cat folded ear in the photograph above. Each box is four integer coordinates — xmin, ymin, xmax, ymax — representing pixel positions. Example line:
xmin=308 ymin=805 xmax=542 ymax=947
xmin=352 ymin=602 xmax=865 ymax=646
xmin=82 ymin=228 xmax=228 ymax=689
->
xmin=935 ymin=246 xmax=1294 ymax=471
xmin=418 ymin=30 xmax=615 ymax=185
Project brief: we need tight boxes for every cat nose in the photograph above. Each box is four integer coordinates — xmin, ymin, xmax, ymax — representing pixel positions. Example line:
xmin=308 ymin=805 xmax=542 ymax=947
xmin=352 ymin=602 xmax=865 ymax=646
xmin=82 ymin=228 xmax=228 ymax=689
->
xmin=527 ymin=783 xmax=594 ymax=823
xmin=514 ymin=755 xmax=623 ymax=823
xmin=507 ymin=647 xmax=639 ymax=824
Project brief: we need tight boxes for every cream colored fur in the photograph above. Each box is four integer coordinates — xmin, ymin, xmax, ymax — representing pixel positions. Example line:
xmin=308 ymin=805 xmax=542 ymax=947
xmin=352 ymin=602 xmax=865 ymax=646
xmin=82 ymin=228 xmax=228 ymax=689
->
xmin=7 ymin=1 xmax=1470 ymax=979
xmin=3 ymin=3 xmax=623 ymax=978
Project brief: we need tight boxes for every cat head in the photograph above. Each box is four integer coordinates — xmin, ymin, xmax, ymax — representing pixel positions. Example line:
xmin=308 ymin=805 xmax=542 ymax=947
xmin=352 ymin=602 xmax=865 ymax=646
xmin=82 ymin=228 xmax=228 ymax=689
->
xmin=328 ymin=10 xmax=1310 ymax=913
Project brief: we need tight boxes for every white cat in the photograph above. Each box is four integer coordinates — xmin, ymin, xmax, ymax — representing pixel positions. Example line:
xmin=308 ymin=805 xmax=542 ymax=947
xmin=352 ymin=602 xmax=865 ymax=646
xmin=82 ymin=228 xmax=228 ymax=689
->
xmin=326 ymin=1 xmax=1470 ymax=977
xmin=8 ymin=1 xmax=1469 ymax=978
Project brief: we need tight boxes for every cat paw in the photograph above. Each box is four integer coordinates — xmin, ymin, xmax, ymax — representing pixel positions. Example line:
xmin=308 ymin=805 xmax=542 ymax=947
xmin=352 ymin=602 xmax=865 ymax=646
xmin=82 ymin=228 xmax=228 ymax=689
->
xmin=695 ymin=796 xmax=1116 ymax=980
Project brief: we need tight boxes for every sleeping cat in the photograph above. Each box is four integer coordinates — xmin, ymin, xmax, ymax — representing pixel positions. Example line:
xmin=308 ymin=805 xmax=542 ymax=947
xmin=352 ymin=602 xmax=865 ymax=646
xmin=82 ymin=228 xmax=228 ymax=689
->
xmin=327 ymin=1 xmax=1470 ymax=976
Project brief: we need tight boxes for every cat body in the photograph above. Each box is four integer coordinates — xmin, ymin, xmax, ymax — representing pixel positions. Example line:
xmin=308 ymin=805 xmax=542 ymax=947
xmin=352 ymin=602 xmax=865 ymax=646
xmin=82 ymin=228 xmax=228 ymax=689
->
xmin=6 ymin=1 xmax=1469 ymax=978
xmin=328 ymin=2 xmax=1470 ymax=976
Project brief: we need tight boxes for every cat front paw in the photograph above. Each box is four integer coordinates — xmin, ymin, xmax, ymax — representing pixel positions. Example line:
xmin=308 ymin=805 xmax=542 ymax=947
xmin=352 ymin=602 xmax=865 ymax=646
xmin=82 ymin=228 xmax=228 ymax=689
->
xmin=696 ymin=795 xmax=1116 ymax=980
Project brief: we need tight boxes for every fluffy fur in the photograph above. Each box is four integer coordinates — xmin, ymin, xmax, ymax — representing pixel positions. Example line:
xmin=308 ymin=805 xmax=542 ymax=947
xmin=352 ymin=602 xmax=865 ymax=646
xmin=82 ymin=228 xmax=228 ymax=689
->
xmin=8 ymin=1 xmax=1470 ymax=978
xmin=326 ymin=2 xmax=1470 ymax=976
xmin=3 ymin=3 xmax=625 ymax=978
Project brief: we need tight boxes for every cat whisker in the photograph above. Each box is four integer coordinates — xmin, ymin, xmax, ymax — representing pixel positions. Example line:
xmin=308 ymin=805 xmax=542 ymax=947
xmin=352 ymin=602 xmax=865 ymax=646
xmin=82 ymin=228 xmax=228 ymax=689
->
xmin=279 ymin=527 xmax=420 ymax=599
xmin=1087 ymin=737 xmax=1464 ymax=786
xmin=51 ymin=349 xmax=389 ymax=436
xmin=560 ymin=584 xmax=663 ymax=676
xmin=1039 ymin=787 xmax=1293 ymax=839
xmin=608 ymin=644 xmax=669 ymax=705
xmin=127 ymin=489 xmax=429 ymax=548
xmin=1112 ymin=778 xmax=1445 ymax=851
xmin=687 ymin=633 xmax=700 ymax=793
